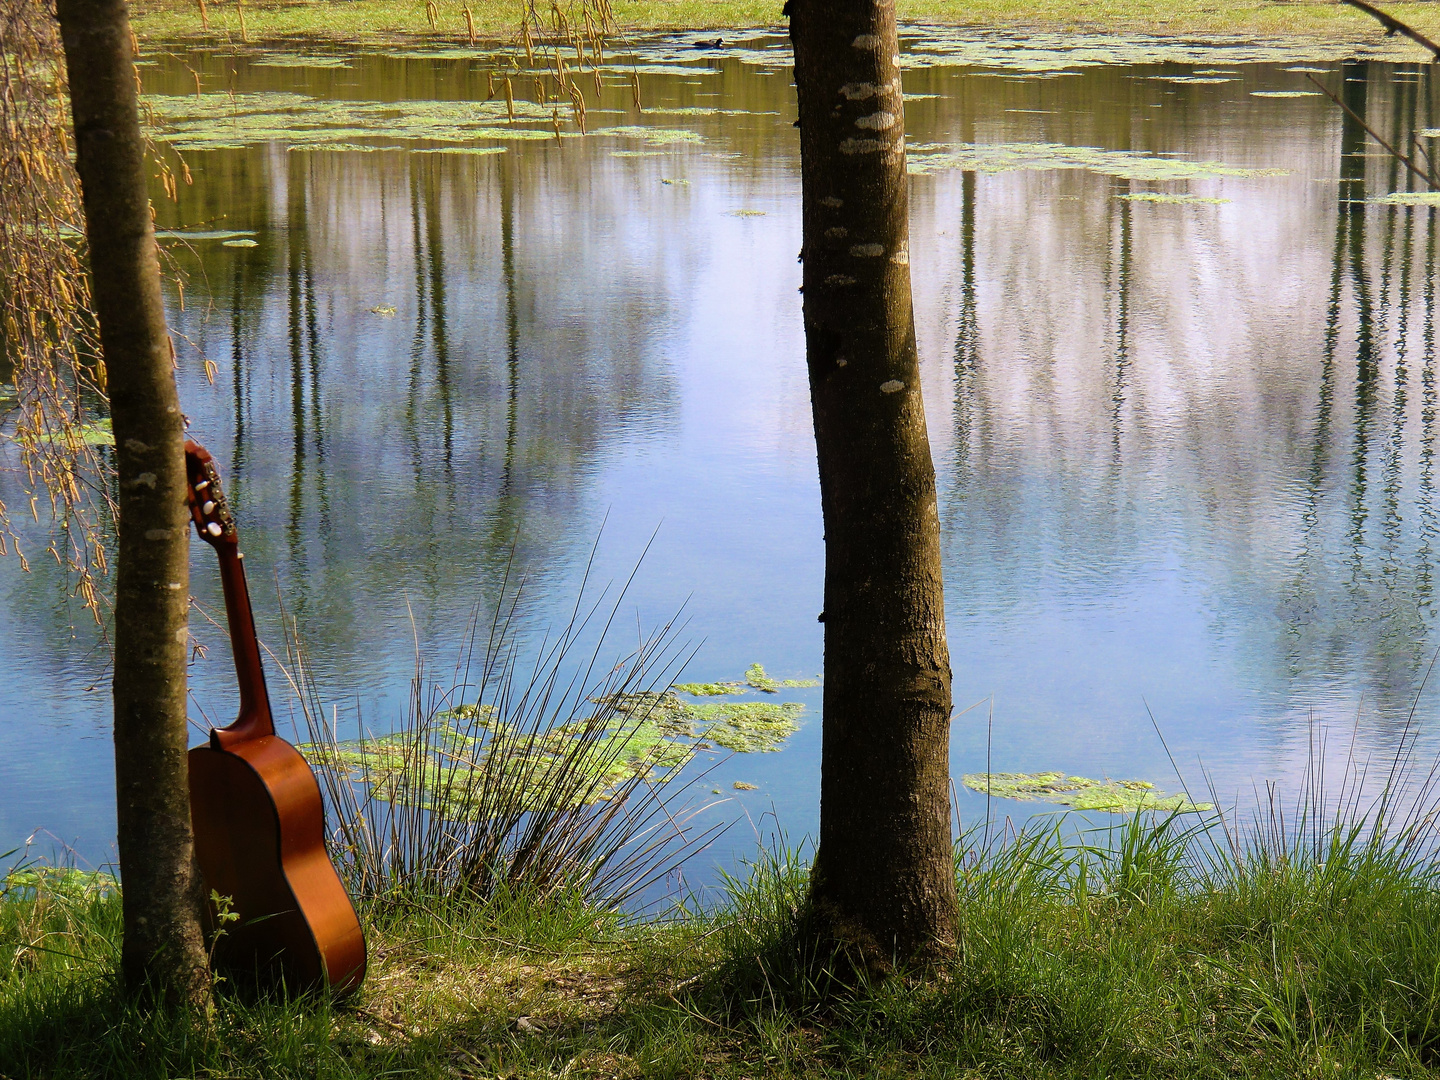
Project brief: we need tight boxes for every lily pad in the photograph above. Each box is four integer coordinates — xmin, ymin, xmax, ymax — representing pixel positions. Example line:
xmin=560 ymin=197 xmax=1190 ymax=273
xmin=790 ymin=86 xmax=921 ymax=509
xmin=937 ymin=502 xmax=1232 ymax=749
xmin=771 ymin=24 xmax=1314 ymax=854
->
xmin=962 ymin=771 xmax=1212 ymax=813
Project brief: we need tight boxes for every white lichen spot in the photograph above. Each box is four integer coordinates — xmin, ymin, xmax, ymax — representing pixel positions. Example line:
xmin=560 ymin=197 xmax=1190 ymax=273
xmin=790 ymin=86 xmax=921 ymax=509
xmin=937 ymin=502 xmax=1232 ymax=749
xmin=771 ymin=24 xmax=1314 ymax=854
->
xmin=836 ymin=357 xmax=849 ymax=367
xmin=839 ymin=138 xmax=884 ymax=155
xmin=128 ymin=472 xmax=157 ymax=490
xmin=175 ymin=627 xmax=188 ymax=643
xmin=850 ymin=243 xmax=885 ymax=257
xmin=145 ymin=528 xmax=171 ymax=541
xmin=880 ymin=380 xmax=905 ymax=394
xmin=891 ymin=54 xmax=901 ymax=68
xmin=820 ymin=196 xmax=843 ymax=208
xmin=851 ymin=34 xmax=881 ymax=49
xmin=890 ymin=244 xmax=910 ymax=265
xmin=124 ymin=438 xmax=151 ymax=454
xmin=825 ymin=226 xmax=848 ymax=239
xmin=854 ymin=111 xmax=896 ymax=131
xmin=825 ymin=273 xmax=857 ymax=286
xmin=167 ymin=582 xmax=183 ymax=590
xmin=839 ymin=82 xmax=879 ymax=100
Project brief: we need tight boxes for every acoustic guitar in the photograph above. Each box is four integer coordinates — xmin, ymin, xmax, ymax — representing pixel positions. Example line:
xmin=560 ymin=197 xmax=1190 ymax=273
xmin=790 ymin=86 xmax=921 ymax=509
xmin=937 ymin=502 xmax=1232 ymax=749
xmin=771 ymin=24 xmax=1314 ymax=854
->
xmin=184 ymin=440 xmax=366 ymax=995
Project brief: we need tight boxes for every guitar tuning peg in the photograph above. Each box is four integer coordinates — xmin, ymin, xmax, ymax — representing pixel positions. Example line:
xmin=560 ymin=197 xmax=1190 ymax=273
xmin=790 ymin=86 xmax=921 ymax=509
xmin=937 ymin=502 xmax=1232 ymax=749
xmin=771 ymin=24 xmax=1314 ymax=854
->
xmin=203 ymin=501 xmax=217 ymax=514
xmin=195 ymin=480 xmax=210 ymax=491
xmin=206 ymin=522 xmax=223 ymax=537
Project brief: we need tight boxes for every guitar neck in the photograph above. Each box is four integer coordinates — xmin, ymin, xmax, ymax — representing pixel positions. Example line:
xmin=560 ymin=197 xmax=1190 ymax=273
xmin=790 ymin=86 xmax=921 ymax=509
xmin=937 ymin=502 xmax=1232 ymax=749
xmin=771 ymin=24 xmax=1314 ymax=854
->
xmin=214 ymin=544 xmax=276 ymax=747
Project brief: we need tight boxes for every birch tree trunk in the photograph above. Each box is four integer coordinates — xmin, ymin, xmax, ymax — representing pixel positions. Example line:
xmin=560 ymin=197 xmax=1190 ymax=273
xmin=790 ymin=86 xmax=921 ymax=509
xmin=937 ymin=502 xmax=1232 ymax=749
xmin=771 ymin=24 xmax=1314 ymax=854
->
xmin=55 ymin=0 xmax=210 ymax=1004
xmin=790 ymin=0 xmax=958 ymax=970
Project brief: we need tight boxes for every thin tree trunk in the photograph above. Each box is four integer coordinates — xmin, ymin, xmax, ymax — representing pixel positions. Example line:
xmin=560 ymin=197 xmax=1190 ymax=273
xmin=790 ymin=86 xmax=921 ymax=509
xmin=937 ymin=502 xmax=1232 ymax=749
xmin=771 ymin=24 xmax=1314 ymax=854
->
xmin=790 ymin=0 xmax=958 ymax=969
xmin=55 ymin=0 xmax=210 ymax=1004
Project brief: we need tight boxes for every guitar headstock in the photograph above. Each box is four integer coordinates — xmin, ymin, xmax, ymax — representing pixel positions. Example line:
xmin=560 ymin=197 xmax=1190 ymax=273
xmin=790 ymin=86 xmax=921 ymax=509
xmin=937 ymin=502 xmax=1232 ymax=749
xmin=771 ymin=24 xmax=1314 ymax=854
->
xmin=184 ymin=440 xmax=237 ymax=547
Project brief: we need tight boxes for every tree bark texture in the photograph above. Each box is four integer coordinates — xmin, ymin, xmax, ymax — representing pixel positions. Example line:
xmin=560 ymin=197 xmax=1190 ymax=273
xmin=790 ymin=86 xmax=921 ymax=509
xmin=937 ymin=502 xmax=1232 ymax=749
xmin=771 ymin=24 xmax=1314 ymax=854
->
xmin=790 ymin=0 xmax=958 ymax=968
xmin=55 ymin=0 xmax=210 ymax=1004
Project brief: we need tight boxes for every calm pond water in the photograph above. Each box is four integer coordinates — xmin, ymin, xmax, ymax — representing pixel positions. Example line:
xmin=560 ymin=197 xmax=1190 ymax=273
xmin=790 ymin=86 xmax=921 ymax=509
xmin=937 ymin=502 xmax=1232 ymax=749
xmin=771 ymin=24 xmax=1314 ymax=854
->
xmin=4 ymin=29 xmax=1440 ymax=890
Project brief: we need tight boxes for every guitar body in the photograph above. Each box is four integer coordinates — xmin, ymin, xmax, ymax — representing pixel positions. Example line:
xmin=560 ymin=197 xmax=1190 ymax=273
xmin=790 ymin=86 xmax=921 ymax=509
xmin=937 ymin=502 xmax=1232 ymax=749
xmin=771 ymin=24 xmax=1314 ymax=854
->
xmin=189 ymin=739 xmax=366 ymax=994
xmin=184 ymin=440 xmax=366 ymax=996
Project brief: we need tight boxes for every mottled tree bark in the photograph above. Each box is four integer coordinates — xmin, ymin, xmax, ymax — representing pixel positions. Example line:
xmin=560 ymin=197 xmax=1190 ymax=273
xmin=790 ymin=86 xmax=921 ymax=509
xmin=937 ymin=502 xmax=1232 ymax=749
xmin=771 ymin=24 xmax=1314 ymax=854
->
xmin=790 ymin=0 xmax=958 ymax=969
xmin=55 ymin=0 xmax=210 ymax=1004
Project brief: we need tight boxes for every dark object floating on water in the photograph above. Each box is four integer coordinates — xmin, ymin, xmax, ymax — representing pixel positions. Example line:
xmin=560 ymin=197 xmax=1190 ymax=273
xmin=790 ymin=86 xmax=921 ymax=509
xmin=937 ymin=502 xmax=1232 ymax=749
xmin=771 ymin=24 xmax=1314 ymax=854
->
xmin=185 ymin=441 xmax=367 ymax=996
xmin=693 ymin=37 xmax=724 ymax=48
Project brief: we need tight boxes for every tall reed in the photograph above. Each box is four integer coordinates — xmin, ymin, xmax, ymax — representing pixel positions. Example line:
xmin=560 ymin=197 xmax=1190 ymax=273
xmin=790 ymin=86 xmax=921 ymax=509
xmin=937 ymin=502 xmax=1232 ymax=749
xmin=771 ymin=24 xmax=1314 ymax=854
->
xmin=276 ymin=555 xmax=724 ymax=910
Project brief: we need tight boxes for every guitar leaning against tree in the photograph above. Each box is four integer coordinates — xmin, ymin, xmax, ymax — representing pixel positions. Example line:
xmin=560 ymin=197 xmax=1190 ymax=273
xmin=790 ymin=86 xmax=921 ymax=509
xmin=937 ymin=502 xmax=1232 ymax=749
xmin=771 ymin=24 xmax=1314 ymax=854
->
xmin=184 ymin=440 xmax=366 ymax=995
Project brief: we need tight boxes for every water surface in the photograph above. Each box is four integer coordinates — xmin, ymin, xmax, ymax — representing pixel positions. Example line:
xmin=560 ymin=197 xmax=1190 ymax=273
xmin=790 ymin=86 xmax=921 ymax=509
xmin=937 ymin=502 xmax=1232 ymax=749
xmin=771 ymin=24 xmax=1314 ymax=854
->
xmin=4 ymin=30 xmax=1440 ymax=888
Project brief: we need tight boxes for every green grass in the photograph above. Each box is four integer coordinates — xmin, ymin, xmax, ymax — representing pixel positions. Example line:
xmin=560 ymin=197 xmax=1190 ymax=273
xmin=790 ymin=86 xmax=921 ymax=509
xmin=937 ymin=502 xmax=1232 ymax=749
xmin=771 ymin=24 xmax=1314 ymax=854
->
xmin=10 ymin=808 xmax=1440 ymax=1079
xmin=129 ymin=0 xmax=1440 ymax=47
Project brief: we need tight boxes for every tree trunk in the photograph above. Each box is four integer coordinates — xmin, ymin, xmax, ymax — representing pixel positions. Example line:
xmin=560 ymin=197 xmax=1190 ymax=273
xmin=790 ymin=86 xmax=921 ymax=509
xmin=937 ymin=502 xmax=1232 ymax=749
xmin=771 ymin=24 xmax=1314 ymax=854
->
xmin=55 ymin=0 xmax=210 ymax=1004
xmin=790 ymin=0 xmax=958 ymax=970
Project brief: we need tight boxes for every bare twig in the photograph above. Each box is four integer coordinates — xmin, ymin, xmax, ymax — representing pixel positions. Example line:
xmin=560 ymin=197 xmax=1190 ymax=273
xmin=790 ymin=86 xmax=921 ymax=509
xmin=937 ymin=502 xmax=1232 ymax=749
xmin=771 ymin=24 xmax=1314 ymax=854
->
xmin=1305 ymin=73 xmax=1435 ymax=190
xmin=1339 ymin=0 xmax=1440 ymax=62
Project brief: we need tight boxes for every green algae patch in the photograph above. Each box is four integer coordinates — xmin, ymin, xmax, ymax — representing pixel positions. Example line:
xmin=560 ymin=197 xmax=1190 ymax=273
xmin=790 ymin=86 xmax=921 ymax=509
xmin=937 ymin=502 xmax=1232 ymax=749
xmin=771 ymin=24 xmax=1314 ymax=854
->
xmin=674 ymin=681 xmax=744 ymax=696
xmin=155 ymin=228 xmax=257 ymax=241
xmin=143 ymin=90 xmax=558 ymax=151
xmin=732 ymin=781 xmax=758 ymax=791
xmin=1117 ymin=192 xmax=1229 ymax=204
xmin=413 ymin=146 xmax=508 ymax=155
xmin=287 ymin=143 xmax=407 ymax=153
xmin=604 ymin=689 xmax=804 ymax=753
xmin=252 ymin=53 xmax=352 ymax=68
xmin=686 ymin=701 xmax=803 ymax=753
xmin=301 ymin=704 xmax=694 ymax=817
xmin=745 ymin=663 xmax=778 ymax=693
xmin=597 ymin=126 xmax=705 ymax=146
xmin=908 ymin=141 xmax=1288 ymax=182
xmin=33 ymin=418 xmax=114 ymax=447
xmin=1369 ymin=191 xmax=1440 ymax=205
xmin=963 ymin=771 xmax=1212 ymax=813
xmin=222 ymin=238 xmax=258 ymax=247
xmin=369 ymin=304 xmax=397 ymax=316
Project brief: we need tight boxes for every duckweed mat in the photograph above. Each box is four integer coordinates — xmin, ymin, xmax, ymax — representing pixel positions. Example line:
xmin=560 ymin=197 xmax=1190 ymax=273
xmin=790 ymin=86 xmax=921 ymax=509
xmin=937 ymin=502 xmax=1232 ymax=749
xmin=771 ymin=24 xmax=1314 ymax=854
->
xmin=963 ymin=771 xmax=1213 ymax=813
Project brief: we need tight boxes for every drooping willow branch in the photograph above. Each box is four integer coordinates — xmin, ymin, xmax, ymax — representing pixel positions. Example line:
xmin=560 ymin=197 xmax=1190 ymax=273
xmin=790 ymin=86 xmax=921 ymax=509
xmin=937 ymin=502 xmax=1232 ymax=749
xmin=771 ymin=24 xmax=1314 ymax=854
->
xmin=1339 ymin=0 xmax=1440 ymax=63
xmin=0 ymin=0 xmax=112 ymax=618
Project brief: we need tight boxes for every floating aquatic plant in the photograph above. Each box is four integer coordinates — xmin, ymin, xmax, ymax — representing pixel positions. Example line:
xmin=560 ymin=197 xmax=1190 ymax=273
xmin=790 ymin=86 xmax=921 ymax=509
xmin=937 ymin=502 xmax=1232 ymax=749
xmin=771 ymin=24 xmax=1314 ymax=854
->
xmin=1250 ymin=90 xmax=1320 ymax=98
xmin=745 ymin=663 xmax=778 ymax=693
xmin=962 ymin=771 xmax=1212 ymax=813
xmin=369 ymin=304 xmax=397 ymax=316
xmin=154 ymin=228 xmax=258 ymax=241
xmin=674 ymin=681 xmax=744 ymax=696
xmin=144 ymin=91 xmax=560 ymax=151
xmin=907 ymin=141 xmax=1288 ymax=182
xmin=1117 ymin=192 xmax=1229 ymax=204
xmin=597 ymin=125 xmax=704 ymax=145
xmin=221 ymin=238 xmax=258 ymax=248
xmin=603 ymin=686 xmax=805 ymax=753
xmin=1369 ymin=192 xmax=1440 ymax=205
xmin=685 ymin=702 xmax=803 ymax=753
xmin=252 ymin=53 xmax=352 ymax=68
